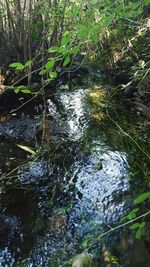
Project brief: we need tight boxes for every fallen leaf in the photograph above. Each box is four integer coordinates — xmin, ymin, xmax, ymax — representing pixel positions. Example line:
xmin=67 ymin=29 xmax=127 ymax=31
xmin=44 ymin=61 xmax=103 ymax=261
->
xmin=17 ymin=144 xmax=36 ymax=155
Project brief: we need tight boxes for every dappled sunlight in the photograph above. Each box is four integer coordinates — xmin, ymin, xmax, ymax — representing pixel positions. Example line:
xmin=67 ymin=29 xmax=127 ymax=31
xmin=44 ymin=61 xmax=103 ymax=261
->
xmin=88 ymin=87 xmax=107 ymax=106
xmin=87 ymin=86 xmax=107 ymax=122
xmin=59 ymin=89 xmax=88 ymax=140
xmin=91 ymin=111 xmax=106 ymax=121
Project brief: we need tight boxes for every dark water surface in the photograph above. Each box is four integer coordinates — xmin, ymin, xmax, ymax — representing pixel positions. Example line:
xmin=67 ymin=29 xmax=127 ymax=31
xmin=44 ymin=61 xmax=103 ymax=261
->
xmin=0 ymin=73 xmax=149 ymax=266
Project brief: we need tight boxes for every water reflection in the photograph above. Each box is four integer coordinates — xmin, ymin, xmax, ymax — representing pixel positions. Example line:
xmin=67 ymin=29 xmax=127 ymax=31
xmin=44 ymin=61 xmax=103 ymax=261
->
xmin=51 ymin=89 xmax=89 ymax=140
xmin=0 ymin=82 xmax=149 ymax=266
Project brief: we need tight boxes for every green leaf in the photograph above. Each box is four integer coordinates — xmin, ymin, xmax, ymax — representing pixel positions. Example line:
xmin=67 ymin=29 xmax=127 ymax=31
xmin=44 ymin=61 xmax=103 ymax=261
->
xmin=63 ymin=56 xmax=70 ymax=67
xmin=120 ymin=215 xmax=128 ymax=222
xmin=121 ymin=208 xmax=139 ymax=222
xmin=48 ymin=47 xmax=58 ymax=53
xmin=135 ymin=229 xmax=142 ymax=240
xmin=128 ymin=208 xmax=139 ymax=219
xmin=58 ymin=47 xmax=68 ymax=55
xmin=48 ymin=57 xmax=59 ymax=61
xmin=77 ymin=24 xmax=89 ymax=39
xmin=144 ymin=0 xmax=150 ymax=4
xmin=16 ymin=65 xmax=25 ymax=70
xmin=81 ymin=236 xmax=92 ymax=249
xmin=20 ymin=89 xmax=31 ymax=94
xmin=140 ymin=222 xmax=145 ymax=229
xmin=14 ymin=88 xmax=20 ymax=94
xmin=14 ymin=85 xmax=30 ymax=93
xmin=39 ymin=69 xmax=47 ymax=75
xmin=129 ymin=223 xmax=140 ymax=230
xmin=92 ymin=25 xmax=100 ymax=34
xmin=25 ymin=60 xmax=32 ymax=67
xmin=49 ymin=71 xmax=57 ymax=79
xmin=69 ymin=46 xmax=80 ymax=55
xmin=9 ymin=62 xmax=25 ymax=70
xmin=134 ymin=192 xmax=150 ymax=205
xmin=9 ymin=62 xmax=22 ymax=68
xmin=61 ymin=31 xmax=70 ymax=46
xmin=91 ymin=35 xmax=99 ymax=44
xmin=45 ymin=60 xmax=55 ymax=70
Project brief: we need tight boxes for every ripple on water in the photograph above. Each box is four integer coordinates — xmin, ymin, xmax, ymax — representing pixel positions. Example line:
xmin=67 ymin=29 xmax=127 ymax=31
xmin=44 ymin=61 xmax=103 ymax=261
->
xmin=57 ymin=89 xmax=89 ymax=140
xmin=0 ymin=85 xmax=140 ymax=266
xmin=23 ymin=141 xmax=130 ymax=266
xmin=68 ymin=142 xmax=130 ymax=236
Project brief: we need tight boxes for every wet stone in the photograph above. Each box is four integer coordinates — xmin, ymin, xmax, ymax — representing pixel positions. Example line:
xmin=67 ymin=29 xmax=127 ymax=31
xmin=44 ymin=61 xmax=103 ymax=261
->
xmin=18 ymin=161 xmax=52 ymax=185
xmin=0 ymin=214 xmax=21 ymax=247
xmin=0 ymin=117 xmax=41 ymax=141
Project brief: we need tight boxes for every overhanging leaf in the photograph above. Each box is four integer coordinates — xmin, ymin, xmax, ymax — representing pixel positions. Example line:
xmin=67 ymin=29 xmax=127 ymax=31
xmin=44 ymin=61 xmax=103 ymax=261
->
xmin=134 ymin=192 xmax=150 ymax=205
xmin=39 ymin=69 xmax=47 ymax=75
xmin=81 ymin=236 xmax=92 ymax=249
xmin=9 ymin=62 xmax=25 ymax=70
xmin=49 ymin=71 xmax=57 ymax=79
xmin=58 ymin=47 xmax=68 ymax=55
xmin=61 ymin=31 xmax=70 ymax=46
xmin=45 ymin=60 xmax=55 ymax=70
xmin=120 ymin=208 xmax=139 ymax=222
xmin=135 ymin=229 xmax=142 ymax=240
xmin=129 ymin=223 xmax=140 ymax=230
xmin=48 ymin=47 xmax=58 ymax=53
xmin=140 ymin=222 xmax=145 ymax=229
xmin=63 ymin=56 xmax=70 ymax=67
xmin=20 ymin=89 xmax=32 ymax=94
xmin=69 ymin=46 xmax=80 ymax=55
xmin=25 ymin=60 xmax=32 ymax=67
xmin=14 ymin=88 xmax=20 ymax=94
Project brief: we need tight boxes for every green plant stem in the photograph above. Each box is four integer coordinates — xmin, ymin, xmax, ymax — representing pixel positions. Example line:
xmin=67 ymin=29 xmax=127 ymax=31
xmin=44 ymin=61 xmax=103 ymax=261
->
xmin=10 ymin=81 xmax=49 ymax=113
xmin=96 ymin=210 xmax=150 ymax=241
xmin=137 ymin=67 xmax=150 ymax=89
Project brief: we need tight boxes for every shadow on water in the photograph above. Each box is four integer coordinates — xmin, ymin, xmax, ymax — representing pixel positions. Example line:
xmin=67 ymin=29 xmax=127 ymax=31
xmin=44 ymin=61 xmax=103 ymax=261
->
xmin=0 ymin=73 xmax=149 ymax=266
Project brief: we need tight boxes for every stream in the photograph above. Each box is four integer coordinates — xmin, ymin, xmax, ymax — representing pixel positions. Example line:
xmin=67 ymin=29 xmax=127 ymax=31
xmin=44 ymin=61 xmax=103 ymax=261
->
xmin=0 ymin=70 xmax=149 ymax=267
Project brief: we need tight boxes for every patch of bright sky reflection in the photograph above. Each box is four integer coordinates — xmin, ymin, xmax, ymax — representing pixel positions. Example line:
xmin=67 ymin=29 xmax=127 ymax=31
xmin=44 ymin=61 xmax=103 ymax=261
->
xmin=59 ymin=89 xmax=88 ymax=139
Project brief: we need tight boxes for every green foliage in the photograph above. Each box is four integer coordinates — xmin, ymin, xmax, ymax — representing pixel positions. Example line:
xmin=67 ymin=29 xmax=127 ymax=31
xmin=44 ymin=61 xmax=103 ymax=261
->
xmin=39 ymin=69 xmax=47 ymax=75
xmin=121 ymin=208 xmax=139 ymax=222
xmin=63 ymin=56 xmax=70 ymax=67
xmin=81 ymin=235 xmax=93 ymax=249
xmin=121 ymin=191 xmax=150 ymax=240
xmin=130 ymin=222 xmax=145 ymax=240
xmin=45 ymin=60 xmax=55 ymax=70
xmin=25 ymin=60 xmax=32 ymax=67
xmin=48 ymin=47 xmax=59 ymax=53
xmin=130 ymin=222 xmax=141 ymax=230
xmin=109 ymin=254 xmax=119 ymax=265
xmin=10 ymin=60 xmax=32 ymax=71
xmin=135 ymin=228 xmax=142 ymax=240
xmin=9 ymin=62 xmax=25 ymax=71
xmin=61 ymin=31 xmax=70 ymax=46
xmin=49 ymin=71 xmax=57 ymax=79
xmin=14 ymin=86 xmax=31 ymax=94
xmin=7 ymin=0 xmax=150 ymax=91
xmin=134 ymin=192 xmax=150 ymax=205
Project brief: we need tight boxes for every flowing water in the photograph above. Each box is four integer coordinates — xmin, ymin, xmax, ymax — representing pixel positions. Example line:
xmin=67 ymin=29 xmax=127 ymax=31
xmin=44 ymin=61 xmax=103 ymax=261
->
xmin=0 ymin=72 xmax=149 ymax=267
